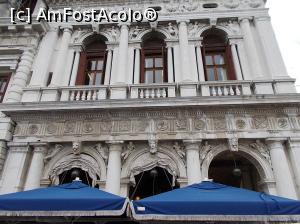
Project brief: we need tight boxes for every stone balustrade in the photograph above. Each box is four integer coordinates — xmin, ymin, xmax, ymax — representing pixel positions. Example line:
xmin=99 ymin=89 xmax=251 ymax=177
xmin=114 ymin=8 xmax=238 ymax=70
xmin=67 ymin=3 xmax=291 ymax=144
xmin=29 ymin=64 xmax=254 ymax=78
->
xmin=19 ymin=79 xmax=296 ymax=103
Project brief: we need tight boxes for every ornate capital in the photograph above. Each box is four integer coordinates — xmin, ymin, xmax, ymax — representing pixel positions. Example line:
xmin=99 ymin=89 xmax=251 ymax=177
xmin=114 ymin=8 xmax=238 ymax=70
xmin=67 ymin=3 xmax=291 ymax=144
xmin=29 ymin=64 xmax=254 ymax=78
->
xmin=30 ymin=142 xmax=49 ymax=154
xmin=7 ymin=142 xmax=29 ymax=153
xmin=183 ymin=140 xmax=202 ymax=151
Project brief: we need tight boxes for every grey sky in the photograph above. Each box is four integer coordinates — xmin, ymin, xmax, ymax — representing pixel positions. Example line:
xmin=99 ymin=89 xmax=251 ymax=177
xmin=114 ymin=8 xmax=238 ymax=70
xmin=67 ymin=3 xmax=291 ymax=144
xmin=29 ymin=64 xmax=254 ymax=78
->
xmin=266 ymin=0 xmax=300 ymax=89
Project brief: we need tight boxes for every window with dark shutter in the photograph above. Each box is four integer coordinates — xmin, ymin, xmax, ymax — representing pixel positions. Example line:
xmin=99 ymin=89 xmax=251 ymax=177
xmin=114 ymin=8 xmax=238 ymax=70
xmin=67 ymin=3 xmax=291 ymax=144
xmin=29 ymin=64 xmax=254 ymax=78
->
xmin=0 ymin=74 xmax=11 ymax=103
xmin=201 ymin=29 xmax=236 ymax=81
xmin=141 ymin=37 xmax=167 ymax=84
xmin=75 ymin=39 xmax=107 ymax=86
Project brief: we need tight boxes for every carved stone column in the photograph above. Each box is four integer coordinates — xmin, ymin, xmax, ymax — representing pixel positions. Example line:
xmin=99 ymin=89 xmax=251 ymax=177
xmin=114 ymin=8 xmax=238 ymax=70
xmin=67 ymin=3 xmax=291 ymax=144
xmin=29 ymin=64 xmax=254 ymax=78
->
xmin=178 ymin=20 xmax=193 ymax=82
xmin=0 ymin=141 xmax=7 ymax=177
xmin=104 ymin=46 xmax=113 ymax=85
xmin=110 ymin=23 xmax=129 ymax=99
xmin=28 ymin=27 xmax=59 ymax=87
xmin=133 ymin=46 xmax=141 ymax=84
xmin=195 ymin=41 xmax=205 ymax=82
xmin=266 ymin=138 xmax=298 ymax=199
xmin=6 ymin=48 xmax=35 ymax=102
xmin=235 ymin=38 xmax=251 ymax=80
xmin=50 ymin=26 xmax=73 ymax=86
xmin=254 ymin=16 xmax=288 ymax=79
xmin=24 ymin=143 xmax=48 ymax=190
xmin=105 ymin=141 xmax=123 ymax=195
xmin=239 ymin=17 xmax=263 ymax=79
xmin=229 ymin=39 xmax=243 ymax=80
xmin=183 ymin=140 xmax=202 ymax=185
xmin=166 ymin=42 xmax=174 ymax=83
xmin=287 ymin=138 xmax=300 ymax=197
xmin=69 ymin=48 xmax=81 ymax=86
xmin=0 ymin=143 xmax=31 ymax=194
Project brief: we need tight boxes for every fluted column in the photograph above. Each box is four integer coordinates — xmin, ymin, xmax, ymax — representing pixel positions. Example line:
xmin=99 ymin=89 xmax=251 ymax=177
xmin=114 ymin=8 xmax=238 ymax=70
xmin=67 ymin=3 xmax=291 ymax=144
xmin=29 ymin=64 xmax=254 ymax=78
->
xmin=6 ymin=48 xmax=35 ymax=102
xmin=133 ymin=46 xmax=141 ymax=84
xmin=0 ymin=143 xmax=31 ymax=194
xmin=254 ymin=16 xmax=288 ymax=79
xmin=29 ymin=27 xmax=59 ymax=86
xmin=229 ymin=39 xmax=243 ymax=80
xmin=266 ymin=139 xmax=298 ymax=199
xmin=287 ymin=138 xmax=300 ymax=197
xmin=24 ymin=143 xmax=48 ymax=190
xmin=239 ymin=17 xmax=263 ymax=79
xmin=166 ymin=43 xmax=174 ymax=83
xmin=105 ymin=141 xmax=123 ymax=195
xmin=50 ymin=26 xmax=73 ymax=86
xmin=183 ymin=140 xmax=202 ymax=185
xmin=104 ymin=47 xmax=113 ymax=85
xmin=178 ymin=20 xmax=193 ymax=82
xmin=69 ymin=49 xmax=81 ymax=86
xmin=195 ymin=42 xmax=205 ymax=82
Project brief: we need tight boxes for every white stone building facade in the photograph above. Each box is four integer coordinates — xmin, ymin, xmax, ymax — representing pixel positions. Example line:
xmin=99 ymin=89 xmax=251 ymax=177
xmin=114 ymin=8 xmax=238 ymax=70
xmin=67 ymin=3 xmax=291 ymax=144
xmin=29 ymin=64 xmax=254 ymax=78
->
xmin=0 ymin=0 xmax=300 ymax=202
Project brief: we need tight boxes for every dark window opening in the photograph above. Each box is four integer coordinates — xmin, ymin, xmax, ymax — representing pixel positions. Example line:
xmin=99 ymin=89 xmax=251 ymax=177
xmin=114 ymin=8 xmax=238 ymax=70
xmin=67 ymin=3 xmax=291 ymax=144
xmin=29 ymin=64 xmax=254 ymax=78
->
xmin=203 ymin=3 xmax=218 ymax=9
xmin=17 ymin=0 xmax=38 ymax=15
xmin=0 ymin=74 xmax=11 ymax=103
xmin=209 ymin=152 xmax=261 ymax=192
xmin=202 ymin=29 xmax=236 ymax=81
xmin=76 ymin=37 xmax=107 ymax=86
xmin=141 ymin=37 xmax=168 ymax=84
xmin=59 ymin=168 xmax=93 ymax=186
xmin=129 ymin=167 xmax=179 ymax=200
xmin=46 ymin=72 xmax=53 ymax=86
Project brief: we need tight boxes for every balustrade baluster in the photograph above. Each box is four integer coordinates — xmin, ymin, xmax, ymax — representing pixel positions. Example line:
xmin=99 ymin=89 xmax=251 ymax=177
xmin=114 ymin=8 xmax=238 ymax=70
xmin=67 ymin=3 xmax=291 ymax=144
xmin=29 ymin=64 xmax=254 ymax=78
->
xmin=224 ymin=86 xmax=229 ymax=96
xmin=162 ymin=88 xmax=167 ymax=98
xmin=87 ymin=90 xmax=92 ymax=100
xmin=211 ymin=87 xmax=216 ymax=96
xmin=145 ymin=89 xmax=150 ymax=98
xmin=81 ymin=90 xmax=86 ymax=100
xmin=229 ymin=86 xmax=235 ymax=95
xmin=217 ymin=86 xmax=222 ymax=96
xmin=70 ymin=91 xmax=75 ymax=101
xmin=75 ymin=91 xmax=81 ymax=101
xmin=92 ymin=90 xmax=97 ymax=100
xmin=236 ymin=86 xmax=241 ymax=95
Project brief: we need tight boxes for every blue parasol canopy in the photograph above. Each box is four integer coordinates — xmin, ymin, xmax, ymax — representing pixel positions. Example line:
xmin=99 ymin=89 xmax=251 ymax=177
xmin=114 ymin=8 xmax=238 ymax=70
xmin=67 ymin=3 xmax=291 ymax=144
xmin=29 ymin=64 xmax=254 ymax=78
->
xmin=131 ymin=181 xmax=300 ymax=222
xmin=0 ymin=180 xmax=128 ymax=217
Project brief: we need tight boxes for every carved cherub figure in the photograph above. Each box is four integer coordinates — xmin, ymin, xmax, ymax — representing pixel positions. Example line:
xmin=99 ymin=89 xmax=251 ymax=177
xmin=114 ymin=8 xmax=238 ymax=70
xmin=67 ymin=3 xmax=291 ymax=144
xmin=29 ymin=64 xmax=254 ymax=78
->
xmin=43 ymin=144 xmax=63 ymax=163
xmin=168 ymin=23 xmax=177 ymax=37
xmin=94 ymin=143 xmax=108 ymax=163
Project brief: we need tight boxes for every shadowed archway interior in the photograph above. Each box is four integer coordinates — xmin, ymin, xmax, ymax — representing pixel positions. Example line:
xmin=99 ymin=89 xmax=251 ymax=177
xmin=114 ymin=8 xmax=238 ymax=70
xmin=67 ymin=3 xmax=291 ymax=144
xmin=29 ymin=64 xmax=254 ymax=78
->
xmin=208 ymin=151 xmax=261 ymax=191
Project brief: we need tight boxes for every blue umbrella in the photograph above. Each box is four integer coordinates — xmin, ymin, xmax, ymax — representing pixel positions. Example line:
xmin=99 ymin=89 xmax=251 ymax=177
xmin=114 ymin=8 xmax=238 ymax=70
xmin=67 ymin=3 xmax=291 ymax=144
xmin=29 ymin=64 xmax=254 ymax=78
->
xmin=131 ymin=181 xmax=300 ymax=222
xmin=0 ymin=180 xmax=128 ymax=217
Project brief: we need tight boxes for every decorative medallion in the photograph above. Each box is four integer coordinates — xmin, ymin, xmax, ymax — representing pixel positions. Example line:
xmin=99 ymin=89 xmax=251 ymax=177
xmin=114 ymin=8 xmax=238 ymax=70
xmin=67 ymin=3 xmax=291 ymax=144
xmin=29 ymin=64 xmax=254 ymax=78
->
xmin=194 ymin=119 xmax=206 ymax=130
xmin=224 ymin=0 xmax=239 ymax=9
xmin=156 ymin=120 xmax=170 ymax=131
xmin=64 ymin=122 xmax=76 ymax=134
xmin=83 ymin=123 xmax=94 ymax=133
xmin=28 ymin=124 xmax=39 ymax=135
xmin=46 ymin=123 xmax=57 ymax=134
xmin=213 ymin=118 xmax=226 ymax=130
xmin=100 ymin=121 xmax=112 ymax=133
xmin=119 ymin=121 xmax=131 ymax=132
xmin=278 ymin=118 xmax=288 ymax=129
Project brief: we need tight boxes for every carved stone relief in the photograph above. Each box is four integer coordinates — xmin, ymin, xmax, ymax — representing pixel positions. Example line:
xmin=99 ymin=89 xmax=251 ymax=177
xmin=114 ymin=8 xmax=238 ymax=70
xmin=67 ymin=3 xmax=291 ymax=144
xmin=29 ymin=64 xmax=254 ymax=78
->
xmin=249 ymin=140 xmax=271 ymax=166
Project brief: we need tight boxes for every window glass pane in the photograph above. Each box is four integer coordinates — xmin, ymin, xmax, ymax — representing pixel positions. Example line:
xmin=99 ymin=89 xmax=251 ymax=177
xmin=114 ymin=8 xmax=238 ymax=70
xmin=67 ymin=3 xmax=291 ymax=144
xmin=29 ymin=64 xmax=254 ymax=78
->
xmin=155 ymin=58 xmax=163 ymax=67
xmin=217 ymin=68 xmax=227 ymax=80
xmin=145 ymin=58 xmax=153 ymax=68
xmin=95 ymin=73 xmax=103 ymax=85
xmin=145 ymin=71 xmax=153 ymax=83
xmin=207 ymin=68 xmax=215 ymax=81
xmin=205 ymin=55 xmax=213 ymax=65
xmin=155 ymin=70 xmax=163 ymax=83
xmin=96 ymin=60 xmax=103 ymax=70
xmin=214 ymin=55 xmax=225 ymax=65
xmin=90 ymin=60 xmax=97 ymax=70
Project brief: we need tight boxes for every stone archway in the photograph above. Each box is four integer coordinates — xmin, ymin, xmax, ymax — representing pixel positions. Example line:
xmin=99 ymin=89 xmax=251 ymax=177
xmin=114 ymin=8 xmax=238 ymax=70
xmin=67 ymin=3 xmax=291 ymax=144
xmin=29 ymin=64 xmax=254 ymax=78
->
xmin=42 ymin=144 xmax=107 ymax=187
xmin=201 ymin=143 xmax=276 ymax=194
xmin=121 ymin=143 xmax=187 ymax=196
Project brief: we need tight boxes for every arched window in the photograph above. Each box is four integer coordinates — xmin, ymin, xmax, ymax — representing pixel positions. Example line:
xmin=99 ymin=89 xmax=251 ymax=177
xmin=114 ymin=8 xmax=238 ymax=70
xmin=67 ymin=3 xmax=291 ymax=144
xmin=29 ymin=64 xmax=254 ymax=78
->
xmin=76 ymin=36 xmax=107 ymax=85
xmin=141 ymin=36 xmax=167 ymax=84
xmin=59 ymin=168 xmax=94 ymax=186
xmin=17 ymin=0 xmax=37 ymax=15
xmin=202 ymin=29 xmax=236 ymax=81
